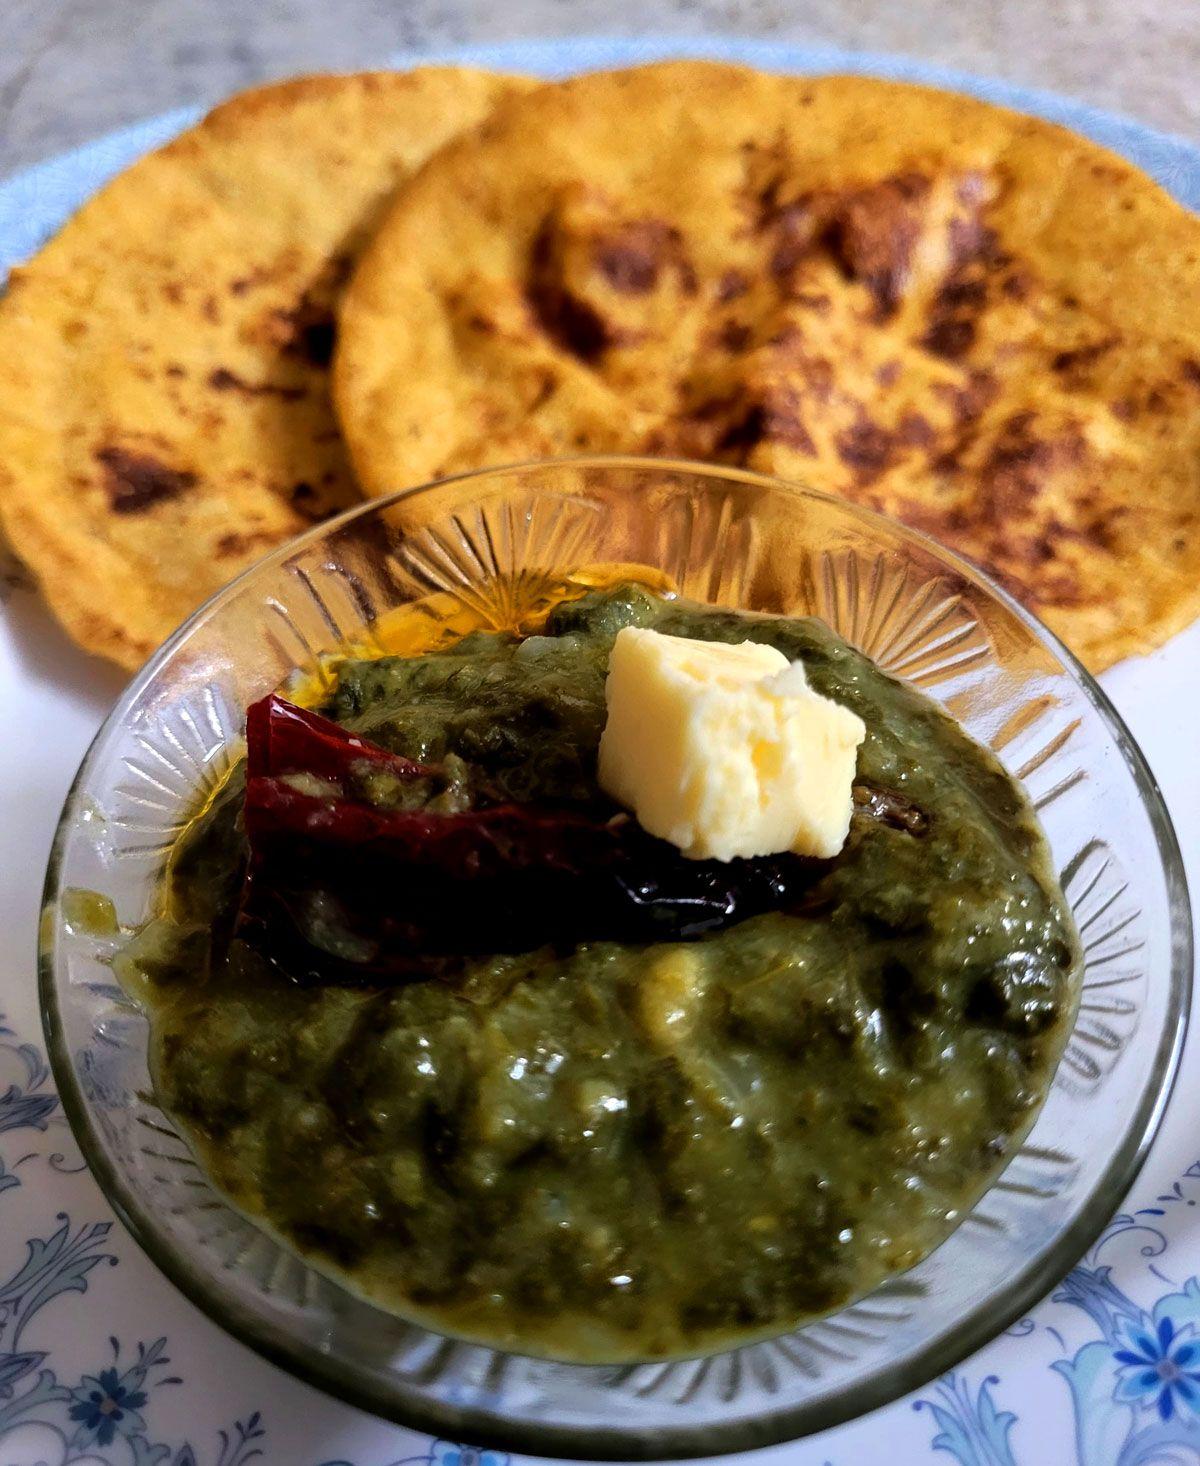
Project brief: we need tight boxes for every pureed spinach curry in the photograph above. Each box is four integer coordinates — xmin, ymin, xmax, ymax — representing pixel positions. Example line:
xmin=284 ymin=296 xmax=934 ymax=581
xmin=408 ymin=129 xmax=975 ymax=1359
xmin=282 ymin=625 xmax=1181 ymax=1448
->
xmin=121 ymin=584 xmax=1082 ymax=1362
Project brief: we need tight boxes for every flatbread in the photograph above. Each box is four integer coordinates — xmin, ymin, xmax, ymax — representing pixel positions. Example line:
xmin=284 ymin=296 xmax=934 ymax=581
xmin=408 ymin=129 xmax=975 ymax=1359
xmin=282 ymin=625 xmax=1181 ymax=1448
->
xmin=0 ymin=67 xmax=534 ymax=669
xmin=334 ymin=62 xmax=1200 ymax=669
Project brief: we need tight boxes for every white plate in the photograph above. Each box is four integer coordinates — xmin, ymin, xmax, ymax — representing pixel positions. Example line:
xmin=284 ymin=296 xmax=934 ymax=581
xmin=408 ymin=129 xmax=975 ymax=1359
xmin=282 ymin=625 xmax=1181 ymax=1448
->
xmin=1 ymin=36 xmax=1198 ymax=1466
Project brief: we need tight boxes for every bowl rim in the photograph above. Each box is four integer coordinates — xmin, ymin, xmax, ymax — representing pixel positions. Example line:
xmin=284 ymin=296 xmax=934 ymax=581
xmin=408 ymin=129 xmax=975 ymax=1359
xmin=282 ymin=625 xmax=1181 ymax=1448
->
xmin=39 ymin=454 xmax=1194 ymax=1458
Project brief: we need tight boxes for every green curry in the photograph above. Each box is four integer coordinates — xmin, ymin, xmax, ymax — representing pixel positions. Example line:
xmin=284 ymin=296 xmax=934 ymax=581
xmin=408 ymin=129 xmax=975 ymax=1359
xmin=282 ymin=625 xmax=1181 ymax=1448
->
xmin=121 ymin=585 xmax=1081 ymax=1361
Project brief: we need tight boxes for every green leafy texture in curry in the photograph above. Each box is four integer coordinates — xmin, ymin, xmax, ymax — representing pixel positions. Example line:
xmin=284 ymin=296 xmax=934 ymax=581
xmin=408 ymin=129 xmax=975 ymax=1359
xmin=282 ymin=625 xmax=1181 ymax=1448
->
xmin=122 ymin=586 xmax=1081 ymax=1361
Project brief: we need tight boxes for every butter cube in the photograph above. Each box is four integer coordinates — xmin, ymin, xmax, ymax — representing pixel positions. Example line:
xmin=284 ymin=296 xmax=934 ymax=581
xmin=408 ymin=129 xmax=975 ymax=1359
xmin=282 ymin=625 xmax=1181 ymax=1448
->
xmin=597 ymin=627 xmax=866 ymax=862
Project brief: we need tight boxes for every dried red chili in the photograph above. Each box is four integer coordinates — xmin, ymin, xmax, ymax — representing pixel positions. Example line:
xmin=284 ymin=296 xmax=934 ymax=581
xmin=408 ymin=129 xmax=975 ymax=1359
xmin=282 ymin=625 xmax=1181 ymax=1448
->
xmin=238 ymin=695 xmax=835 ymax=982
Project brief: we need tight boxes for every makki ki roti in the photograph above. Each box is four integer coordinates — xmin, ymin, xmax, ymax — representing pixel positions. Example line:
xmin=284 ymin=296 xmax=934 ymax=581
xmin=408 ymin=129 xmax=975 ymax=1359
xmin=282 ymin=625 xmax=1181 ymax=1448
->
xmin=0 ymin=67 xmax=535 ymax=670
xmin=334 ymin=62 xmax=1200 ymax=671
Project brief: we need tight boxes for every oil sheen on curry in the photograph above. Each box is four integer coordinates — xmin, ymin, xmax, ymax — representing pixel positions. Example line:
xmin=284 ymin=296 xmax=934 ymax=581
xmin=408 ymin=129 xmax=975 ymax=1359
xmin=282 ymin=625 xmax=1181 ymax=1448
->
xmin=120 ymin=584 xmax=1082 ymax=1362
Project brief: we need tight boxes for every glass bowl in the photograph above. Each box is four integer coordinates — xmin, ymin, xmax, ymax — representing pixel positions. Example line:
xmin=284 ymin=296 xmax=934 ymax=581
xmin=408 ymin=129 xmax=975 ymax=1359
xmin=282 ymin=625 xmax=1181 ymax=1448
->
xmin=40 ymin=457 xmax=1191 ymax=1458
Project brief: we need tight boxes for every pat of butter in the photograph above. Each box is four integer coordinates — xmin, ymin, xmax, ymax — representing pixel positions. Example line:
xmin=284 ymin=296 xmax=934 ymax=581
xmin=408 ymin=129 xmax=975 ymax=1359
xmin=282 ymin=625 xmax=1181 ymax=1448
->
xmin=597 ymin=627 xmax=866 ymax=862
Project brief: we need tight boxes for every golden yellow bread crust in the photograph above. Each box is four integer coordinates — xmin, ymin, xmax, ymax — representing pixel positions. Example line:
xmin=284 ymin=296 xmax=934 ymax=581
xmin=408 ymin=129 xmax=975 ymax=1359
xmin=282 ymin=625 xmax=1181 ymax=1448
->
xmin=335 ymin=62 xmax=1200 ymax=670
xmin=0 ymin=67 xmax=535 ymax=669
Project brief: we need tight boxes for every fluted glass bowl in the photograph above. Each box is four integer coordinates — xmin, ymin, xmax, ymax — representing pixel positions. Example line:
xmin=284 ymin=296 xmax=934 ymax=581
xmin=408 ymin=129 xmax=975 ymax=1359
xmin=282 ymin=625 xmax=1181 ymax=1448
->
xmin=41 ymin=458 xmax=1191 ymax=1458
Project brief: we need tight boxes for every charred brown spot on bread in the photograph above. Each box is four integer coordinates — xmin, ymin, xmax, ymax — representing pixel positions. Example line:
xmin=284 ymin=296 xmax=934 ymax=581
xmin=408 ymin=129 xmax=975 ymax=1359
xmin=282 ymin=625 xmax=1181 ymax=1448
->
xmin=763 ymin=330 xmax=835 ymax=403
xmin=528 ymin=370 xmax=559 ymax=411
xmin=932 ymin=369 xmax=1000 ymax=429
xmin=1004 ymin=504 xmax=1120 ymax=582
xmin=593 ymin=219 xmax=696 ymax=296
xmin=527 ymin=216 xmax=614 ymax=364
xmin=976 ymin=412 xmax=1088 ymax=524
xmin=270 ymin=254 xmax=353 ymax=369
xmin=715 ymin=319 xmax=752 ymax=352
xmin=897 ymin=412 xmax=935 ymax=447
xmin=0 ymin=557 xmax=33 ymax=596
xmin=920 ymin=204 xmax=1007 ymax=361
xmin=273 ymin=303 xmax=337 ymax=368
xmin=894 ymin=495 xmax=971 ymax=539
xmin=829 ymin=173 xmax=930 ymax=319
xmin=656 ymin=382 xmax=817 ymax=462
xmin=1000 ymin=270 xmax=1033 ymax=300
xmin=716 ymin=387 xmax=818 ymax=460
xmin=835 ymin=417 xmax=897 ymax=484
xmin=208 ymin=367 xmax=307 ymax=400
xmin=643 ymin=392 xmax=732 ymax=459
xmin=687 ymin=392 xmax=744 ymax=425
xmin=1051 ymin=337 xmax=1120 ymax=375
xmin=766 ymin=198 xmax=828 ymax=280
xmin=229 ymin=265 xmax=273 ymax=296
xmin=1031 ymin=571 xmax=1086 ymax=608
xmin=717 ymin=268 xmax=749 ymax=302
xmin=215 ymin=529 xmax=282 ymax=559
xmin=921 ymin=289 xmax=983 ymax=360
xmin=758 ymin=171 xmax=932 ymax=317
xmin=715 ymin=402 xmax=769 ymax=457
xmin=289 ymin=481 xmax=338 ymax=522
xmin=1181 ymin=358 xmax=1200 ymax=389
xmin=759 ymin=387 xmax=818 ymax=454
xmin=97 ymin=447 xmax=197 ymax=514
xmin=749 ymin=162 xmax=797 ymax=233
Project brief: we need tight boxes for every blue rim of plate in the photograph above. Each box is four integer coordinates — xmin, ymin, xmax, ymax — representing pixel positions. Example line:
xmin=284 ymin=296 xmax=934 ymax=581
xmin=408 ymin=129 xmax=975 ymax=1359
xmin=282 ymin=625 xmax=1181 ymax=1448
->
xmin=1 ymin=33 xmax=1197 ymax=278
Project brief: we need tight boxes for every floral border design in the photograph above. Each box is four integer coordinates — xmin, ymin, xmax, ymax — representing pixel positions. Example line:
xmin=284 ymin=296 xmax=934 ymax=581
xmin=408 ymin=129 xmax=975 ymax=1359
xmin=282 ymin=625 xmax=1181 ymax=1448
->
xmin=8 ymin=990 xmax=1200 ymax=1466
xmin=915 ymin=1189 xmax=1200 ymax=1463
xmin=317 ymin=1445 xmax=509 ymax=1466
xmin=0 ymin=1012 xmax=500 ymax=1466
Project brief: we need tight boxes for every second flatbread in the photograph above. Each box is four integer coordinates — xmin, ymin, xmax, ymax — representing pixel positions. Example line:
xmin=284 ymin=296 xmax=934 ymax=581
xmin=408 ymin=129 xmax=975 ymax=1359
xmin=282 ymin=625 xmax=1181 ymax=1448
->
xmin=0 ymin=67 xmax=534 ymax=669
xmin=335 ymin=62 xmax=1200 ymax=670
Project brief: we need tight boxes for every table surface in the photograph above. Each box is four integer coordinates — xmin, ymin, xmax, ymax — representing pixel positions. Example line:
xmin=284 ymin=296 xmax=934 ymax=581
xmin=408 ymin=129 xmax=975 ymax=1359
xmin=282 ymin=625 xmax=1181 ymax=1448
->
xmin=1 ymin=0 xmax=1200 ymax=181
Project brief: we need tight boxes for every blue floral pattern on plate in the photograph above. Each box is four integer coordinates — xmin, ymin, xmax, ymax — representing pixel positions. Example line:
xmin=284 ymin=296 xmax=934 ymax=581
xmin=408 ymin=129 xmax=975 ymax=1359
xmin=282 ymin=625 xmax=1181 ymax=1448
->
xmin=911 ymin=1206 xmax=1200 ymax=1464
xmin=0 ymin=1010 xmax=501 ymax=1466
xmin=1111 ymin=1317 xmax=1200 ymax=1421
